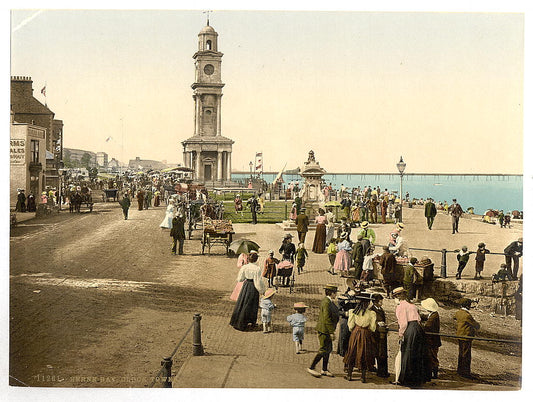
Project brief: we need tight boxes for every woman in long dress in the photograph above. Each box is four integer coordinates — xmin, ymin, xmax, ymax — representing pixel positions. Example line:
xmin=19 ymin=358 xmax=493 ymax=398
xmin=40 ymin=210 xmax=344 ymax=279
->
xmin=393 ymin=287 xmax=432 ymax=387
xmin=160 ymin=201 xmax=175 ymax=229
xmin=312 ymin=208 xmax=328 ymax=254
xmin=325 ymin=207 xmax=336 ymax=244
xmin=230 ymin=252 xmax=266 ymax=331
xmin=333 ymin=232 xmax=352 ymax=274
xmin=343 ymin=294 xmax=377 ymax=382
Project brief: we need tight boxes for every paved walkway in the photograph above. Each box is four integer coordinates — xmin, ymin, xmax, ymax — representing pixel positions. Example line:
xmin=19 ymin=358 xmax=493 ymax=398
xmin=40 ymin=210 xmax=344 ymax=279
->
xmin=172 ymin=207 xmax=522 ymax=389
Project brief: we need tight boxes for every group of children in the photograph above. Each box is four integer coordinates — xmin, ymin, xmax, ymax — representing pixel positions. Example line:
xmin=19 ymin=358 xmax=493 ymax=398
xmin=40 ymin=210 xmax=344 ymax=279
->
xmin=258 ymin=288 xmax=309 ymax=354
xmin=455 ymin=242 xmax=490 ymax=280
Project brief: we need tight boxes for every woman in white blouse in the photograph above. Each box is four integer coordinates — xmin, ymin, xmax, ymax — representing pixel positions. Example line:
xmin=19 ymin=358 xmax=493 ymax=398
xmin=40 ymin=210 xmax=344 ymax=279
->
xmin=230 ymin=252 xmax=266 ymax=331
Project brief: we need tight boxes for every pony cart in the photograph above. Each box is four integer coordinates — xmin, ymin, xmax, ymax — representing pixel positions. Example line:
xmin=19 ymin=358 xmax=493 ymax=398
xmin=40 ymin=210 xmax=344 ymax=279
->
xmin=201 ymin=216 xmax=234 ymax=255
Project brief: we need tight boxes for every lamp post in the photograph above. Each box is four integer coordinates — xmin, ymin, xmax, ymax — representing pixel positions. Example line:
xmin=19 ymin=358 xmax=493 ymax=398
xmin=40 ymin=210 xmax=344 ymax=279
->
xmin=396 ymin=156 xmax=406 ymax=223
xmin=249 ymin=161 xmax=253 ymax=180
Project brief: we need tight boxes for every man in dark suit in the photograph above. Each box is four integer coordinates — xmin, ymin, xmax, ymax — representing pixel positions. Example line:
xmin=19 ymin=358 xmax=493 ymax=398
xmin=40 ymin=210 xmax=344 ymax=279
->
xmin=504 ymin=237 xmax=523 ymax=280
xmin=449 ymin=198 xmax=463 ymax=234
xmin=295 ymin=207 xmax=309 ymax=244
xmin=308 ymin=284 xmax=340 ymax=378
xmin=424 ymin=198 xmax=437 ymax=230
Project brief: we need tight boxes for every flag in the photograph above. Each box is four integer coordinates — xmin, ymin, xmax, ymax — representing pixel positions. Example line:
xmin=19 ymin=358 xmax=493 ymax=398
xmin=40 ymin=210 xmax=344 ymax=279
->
xmin=255 ymin=152 xmax=263 ymax=171
xmin=105 ymin=136 xmax=112 ymax=142
xmin=41 ymin=86 xmax=46 ymax=96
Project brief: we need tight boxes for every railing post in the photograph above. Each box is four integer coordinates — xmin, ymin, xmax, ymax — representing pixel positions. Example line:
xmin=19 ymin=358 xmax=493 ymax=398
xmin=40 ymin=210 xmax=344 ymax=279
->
xmin=440 ymin=249 xmax=447 ymax=278
xmin=193 ymin=313 xmax=204 ymax=356
xmin=161 ymin=357 xmax=172 ymax=388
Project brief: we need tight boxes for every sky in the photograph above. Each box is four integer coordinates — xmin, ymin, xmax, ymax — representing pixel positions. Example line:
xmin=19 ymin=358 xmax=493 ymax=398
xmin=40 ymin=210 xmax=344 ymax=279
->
xmin=9 ymin=7 xmax=525 ymax=174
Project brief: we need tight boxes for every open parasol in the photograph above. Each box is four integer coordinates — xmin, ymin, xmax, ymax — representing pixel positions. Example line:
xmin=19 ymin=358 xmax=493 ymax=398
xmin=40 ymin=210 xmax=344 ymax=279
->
xmin=229 ymin=239 xmax=260 ymax=255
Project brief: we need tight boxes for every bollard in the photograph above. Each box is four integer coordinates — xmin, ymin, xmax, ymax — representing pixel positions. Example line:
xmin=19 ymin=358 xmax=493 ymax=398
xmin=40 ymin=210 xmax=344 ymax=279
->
xmin=440 ymin=249 xmax=447 ymax=278
xmin=193 ymin=313 xmax=204 ymax=356
xmin=161 ymin=357 xmax=172 ymax=388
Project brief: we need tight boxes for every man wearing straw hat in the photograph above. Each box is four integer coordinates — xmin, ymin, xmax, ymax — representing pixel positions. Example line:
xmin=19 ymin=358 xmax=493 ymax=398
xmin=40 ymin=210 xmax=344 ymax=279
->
xmin=421 ymin=298 xmax=442 ymax=379
xmin=308 ymin=284 xmax=339 ymax=378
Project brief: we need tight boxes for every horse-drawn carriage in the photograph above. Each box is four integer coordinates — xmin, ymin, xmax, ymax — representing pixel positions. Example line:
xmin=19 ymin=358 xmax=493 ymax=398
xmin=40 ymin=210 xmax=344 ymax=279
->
xmin=102 ymin=189 xmax=119 ymax=202
xmin=68 ymin=190 xmax=94 ymax=212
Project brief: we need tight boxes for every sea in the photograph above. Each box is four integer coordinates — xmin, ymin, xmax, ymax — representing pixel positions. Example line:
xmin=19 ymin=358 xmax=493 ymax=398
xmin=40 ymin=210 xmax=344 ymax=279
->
xmin=231 ymin=173 xmax=523 ymax=214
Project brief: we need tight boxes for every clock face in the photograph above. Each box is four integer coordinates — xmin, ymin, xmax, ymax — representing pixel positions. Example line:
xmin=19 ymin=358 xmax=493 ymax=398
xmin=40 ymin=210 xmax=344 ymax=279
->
xmin=204 ymin=64 xmax=214 ymax=75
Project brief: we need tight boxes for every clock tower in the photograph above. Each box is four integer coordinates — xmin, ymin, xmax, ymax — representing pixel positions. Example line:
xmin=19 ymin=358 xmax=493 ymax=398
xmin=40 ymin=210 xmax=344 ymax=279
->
xmin=182 ymin=22 xmax=234 ymax=184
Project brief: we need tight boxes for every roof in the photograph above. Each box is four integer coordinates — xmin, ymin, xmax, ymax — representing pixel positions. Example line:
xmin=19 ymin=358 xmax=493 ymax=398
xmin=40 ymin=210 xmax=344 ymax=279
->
xmin=182 ymin=135 xmax=234 ymax=145
xmin=199 ymin=25 xmax=216 ymax=34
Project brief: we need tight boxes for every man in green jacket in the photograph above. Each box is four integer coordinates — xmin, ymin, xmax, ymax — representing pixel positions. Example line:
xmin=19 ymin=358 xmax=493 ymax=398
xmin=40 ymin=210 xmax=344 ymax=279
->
xmin=308 ymin=284 xmax=340 ymax=378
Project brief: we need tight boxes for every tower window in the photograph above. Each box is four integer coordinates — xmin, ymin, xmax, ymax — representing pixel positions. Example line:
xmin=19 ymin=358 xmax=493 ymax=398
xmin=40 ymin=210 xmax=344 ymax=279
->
xmin=206 ymin=40 xmax=212 ymax=50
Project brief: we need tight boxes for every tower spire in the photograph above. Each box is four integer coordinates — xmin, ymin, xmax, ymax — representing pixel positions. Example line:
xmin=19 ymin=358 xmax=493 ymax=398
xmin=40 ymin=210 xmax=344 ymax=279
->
xmin=203 ymin=10 xmax=212 ymax=26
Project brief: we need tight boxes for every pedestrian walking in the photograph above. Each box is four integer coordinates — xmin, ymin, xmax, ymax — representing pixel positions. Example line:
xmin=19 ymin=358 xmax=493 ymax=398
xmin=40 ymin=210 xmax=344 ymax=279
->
xmin=358 ymin=221 xmax=376 ymax=244
xmin=170 ymin=214 xmax=186 ymax=255
xmin=260 ymin=288 xmax=276 ymax=333
xmin=454 ymin=298 xmax=480 ymax=378
xmin=424 ymin=198 xmax=437 ymax=230
xmin=343 ymin=293 xmax=377 ymax=382
xmin=160 ymin=201 xmax=175 ymax=229
xmin=118 ymin=192 xmax=131 ymax=220
xmin=504 ymin=237 xmax=523 ymax=280
xmin=352 ymin=234 xmax=365 ymax=279
xmin=247 ymin=195 xmax=259 ymax=224
xmin=360 ymin=246 xmax=376 ymax=282
xmin=234 ymin=194 xmax=243 ymax=216
xmin=474 ymin=242 xmax=490 ymax=280
xmin=26 ymin=192 xmax=36 ymax=212
xmin=337 ymin=288 xmax=357 ymax=359
xmin=325 ymin=207 xmax=336 ymax=244
xmin=16 ymin=189 xmax=27 ymax=212
xmin=333 ymin=232 xmax=352 ymax=275
xmin=287 ymin=302 xmax=308 ymax=354
xmin=307 ymin=284 xmax=339 ymax=378
xmin=449 ymin=198 xmax=464 ymax=234
xmin=326 ymin=239 xmax=338 ymax=275
xmin=380 ymin=198 xmax=387 ymax=224
xmin=295 ymin=243 xmax=308 ymax=275
xmin=379 ymin=246 xmax=398 ymax=298
xmin=295 ymin=208 xmax=309 ymax=244
xmin=312 ymin=208 xmax=327 ymax=253
xmin=421 ymin=298 xmax=441 ymax=379
xmin=262 ymin=250 xmax=279 ymax=288
xmin=370 ymin=294 xmax=390 ymax=378
xmin=230 ymin=252 xmax=266 ymax=331
xmin=393 ymin=287 xmax=432 ymax=387
xmin=137 ymin=189 xmax=144 ymax=211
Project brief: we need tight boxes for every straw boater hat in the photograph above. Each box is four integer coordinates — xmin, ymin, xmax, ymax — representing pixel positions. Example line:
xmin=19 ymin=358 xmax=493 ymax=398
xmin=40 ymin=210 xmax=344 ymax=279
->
xmin=294 ymin=302 xmax=308 ymax=309
xmin=421 ymin=298 xmax=439 ymax=312
xmin=268 ymin=249 xmax=274 ymax=255
xmin=264 ymin=288 xmax=276 ymax=299
xmin=397 ymin=223 xmax=405 ymax=230
xmin=356 ymin=292 xmax=374 ymax=301
xmin=324 ymin=284 xmax=338 ymax=292
xmin=392 ymin=287 xmax=406 ymax=296
xmin=361 ymin=221 xmax=369 ymax=228
xmin=340 ymin=232 xmax=348 ymax=239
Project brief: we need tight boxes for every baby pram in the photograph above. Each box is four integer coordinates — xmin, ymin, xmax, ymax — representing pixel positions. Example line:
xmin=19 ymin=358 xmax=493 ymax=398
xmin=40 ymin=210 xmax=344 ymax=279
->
xmin=276 ymin=260 xmax=295 ymax=293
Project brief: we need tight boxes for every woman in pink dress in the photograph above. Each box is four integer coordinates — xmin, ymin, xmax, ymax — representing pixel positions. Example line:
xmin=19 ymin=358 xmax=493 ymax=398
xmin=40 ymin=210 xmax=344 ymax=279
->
xmin=333 ymin=232 xmax=352 ymax=274
xmin=312 ymin=208 xmax=328 ymax=253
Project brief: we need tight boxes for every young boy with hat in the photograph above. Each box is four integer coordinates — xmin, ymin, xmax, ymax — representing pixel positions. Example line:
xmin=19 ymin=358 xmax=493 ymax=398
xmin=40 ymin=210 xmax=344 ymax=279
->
xmin=260 ymin=288 xmax=276 ymax=333
xmin=456 ymin=246 xmax=475 ymax=280
xmin=308 ymin=284 xmax=340 ymax=378
xmin=287 ymin=302 xmax=308 ymax=354
xmin=454 ymin=298 xmax=480 ymax=378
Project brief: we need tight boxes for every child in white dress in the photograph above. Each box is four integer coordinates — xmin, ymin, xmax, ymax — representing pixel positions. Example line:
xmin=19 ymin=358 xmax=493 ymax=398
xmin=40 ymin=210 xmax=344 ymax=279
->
xmin=287 ymin=302 xmax=308 ymax=353
xmin=260 ymin=288 xmax=276 ymax=333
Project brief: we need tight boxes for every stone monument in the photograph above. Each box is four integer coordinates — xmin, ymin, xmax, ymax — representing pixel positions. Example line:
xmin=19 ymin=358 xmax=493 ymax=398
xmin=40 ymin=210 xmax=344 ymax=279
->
xmin=299 ymin=150 xmax=326 ymax=219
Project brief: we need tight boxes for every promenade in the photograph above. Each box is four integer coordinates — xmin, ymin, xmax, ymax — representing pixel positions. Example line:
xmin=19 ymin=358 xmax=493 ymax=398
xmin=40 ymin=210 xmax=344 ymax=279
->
xmin=173 ymin=207 xmax=522 ymax=390
xmin=9 ymin=203 xmax=522 ymax=390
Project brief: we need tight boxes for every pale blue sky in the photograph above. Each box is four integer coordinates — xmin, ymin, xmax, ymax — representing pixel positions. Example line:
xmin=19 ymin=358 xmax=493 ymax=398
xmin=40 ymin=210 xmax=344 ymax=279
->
xmin=10 ymin=9 xmax=524 ymax=173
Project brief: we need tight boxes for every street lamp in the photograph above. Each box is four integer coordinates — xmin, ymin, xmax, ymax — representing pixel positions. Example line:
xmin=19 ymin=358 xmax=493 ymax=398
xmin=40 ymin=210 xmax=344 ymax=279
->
xmin=396 ymin=156 xmax=406 ymax=222
xmin=249 ymin=161 xmax=253 ymax=180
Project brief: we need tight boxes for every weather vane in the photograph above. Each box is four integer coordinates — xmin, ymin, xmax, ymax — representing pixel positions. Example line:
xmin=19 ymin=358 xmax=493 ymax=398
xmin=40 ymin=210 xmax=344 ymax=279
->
xmin=203 ymin=10 xmax=213 ymax=26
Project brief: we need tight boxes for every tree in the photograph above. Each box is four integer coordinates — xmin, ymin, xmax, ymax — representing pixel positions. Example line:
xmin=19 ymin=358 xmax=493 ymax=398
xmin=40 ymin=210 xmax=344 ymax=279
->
xmin=81 ymin=153 xmax=92 ymax=168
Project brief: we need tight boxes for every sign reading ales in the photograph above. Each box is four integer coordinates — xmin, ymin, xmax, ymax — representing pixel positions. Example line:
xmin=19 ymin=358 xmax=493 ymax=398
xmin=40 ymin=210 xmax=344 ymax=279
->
xmin=11 ymin=139 xmax=25 ymax=165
